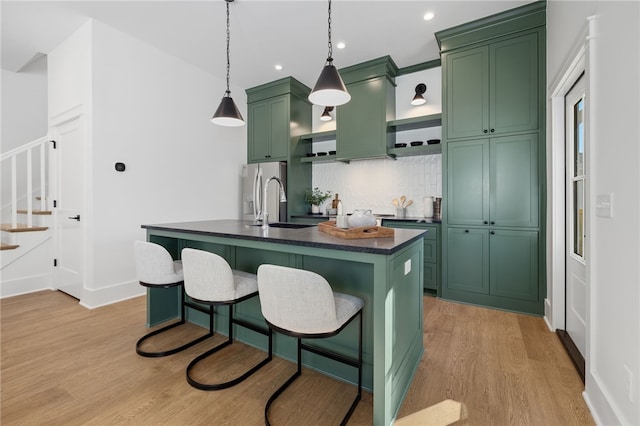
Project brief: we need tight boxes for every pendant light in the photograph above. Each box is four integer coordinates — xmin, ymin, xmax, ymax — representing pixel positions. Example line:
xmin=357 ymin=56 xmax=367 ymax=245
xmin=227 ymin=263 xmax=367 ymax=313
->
xmin=211 ymin=0 xmax=244 ymax=127
xmin=320 ymin=106 xmax=334 ymax=121
xmin=411 ymin=83 xmax=427 ymax=106
xmin=308 ymin=0 xmax=351 ymax=107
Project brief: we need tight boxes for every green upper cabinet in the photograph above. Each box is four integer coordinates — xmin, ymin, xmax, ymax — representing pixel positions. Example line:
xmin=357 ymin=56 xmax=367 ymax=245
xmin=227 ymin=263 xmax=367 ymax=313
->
xmin=447 ymin=133 xmax=538 ymax=228
xmin=336 ymin=56 xmax=397 ymax=161
xmin=246 ymin=77 xmax=311 ymax=164
xmin=444 ymin=32 xmax=539 ymax=140
xmin=248 ymin=96 xmax=289 ymax=162
xmin=445 ymin=46 xmax=489 ymax=140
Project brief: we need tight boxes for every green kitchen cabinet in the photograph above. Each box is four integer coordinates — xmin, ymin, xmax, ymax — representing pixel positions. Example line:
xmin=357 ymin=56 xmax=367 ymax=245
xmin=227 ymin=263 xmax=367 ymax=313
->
xmin=446 ymin=227 xmax=539 ymax=309
xmin=383 ymin=220 xmax=440 ymax=293
xmin=489 ymin=229 xmax=539 ymax=302
xmin=447 ymin=133 xmax=538 ymax=228
xmin=336 ymin=56 xmax=398 ymax=161
xmin=435 ymin=2 xmax=546 ymax=315
xmin=246 ymin=77 xmax=312 ymax=164
xmin=446 ymin=227 xmax=489 ymax=294
xmin=247 ymin=96 xmax=289 ymax=162
xmin=444 ymin=32 xmax=539 ymax=140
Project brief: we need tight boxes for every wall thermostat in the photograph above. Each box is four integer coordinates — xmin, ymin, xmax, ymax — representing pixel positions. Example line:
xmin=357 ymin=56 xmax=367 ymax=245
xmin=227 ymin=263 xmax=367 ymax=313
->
xmin=115 ymin=162 xmax=126 ymax=172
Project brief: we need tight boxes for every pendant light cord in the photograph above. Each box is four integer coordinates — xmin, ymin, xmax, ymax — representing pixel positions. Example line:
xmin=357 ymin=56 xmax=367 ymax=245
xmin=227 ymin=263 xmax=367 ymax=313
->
xmin=327 ymin=0 xmax=333 ymax=62
xmin=225 ymin=0 xmax=231 ymax=96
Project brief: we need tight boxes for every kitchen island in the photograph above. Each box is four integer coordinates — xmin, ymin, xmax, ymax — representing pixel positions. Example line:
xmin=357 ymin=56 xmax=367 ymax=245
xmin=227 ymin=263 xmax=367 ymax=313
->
xmin=141 ymin=219 xmax=426 ymax=425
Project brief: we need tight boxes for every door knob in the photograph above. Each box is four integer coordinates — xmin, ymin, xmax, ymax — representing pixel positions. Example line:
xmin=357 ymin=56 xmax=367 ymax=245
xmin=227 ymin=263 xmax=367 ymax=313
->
xmin=68 ymin=215 xmax=81 ymax=221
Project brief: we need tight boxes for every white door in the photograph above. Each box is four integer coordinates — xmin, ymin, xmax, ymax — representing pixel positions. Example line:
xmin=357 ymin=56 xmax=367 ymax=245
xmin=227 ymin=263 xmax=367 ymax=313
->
xmin=565 ymin=75 xmax=587 ymax=357
xmin=54 ymin=116 xmax=85 ymax=300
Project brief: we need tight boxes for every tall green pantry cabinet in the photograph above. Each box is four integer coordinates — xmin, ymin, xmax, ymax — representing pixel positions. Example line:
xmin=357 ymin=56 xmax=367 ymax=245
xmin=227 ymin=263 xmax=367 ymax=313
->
xmin=245 ymin=77 xmax=312 ymax=218
xmin=436 ymin=2 xmax=546 ymax=315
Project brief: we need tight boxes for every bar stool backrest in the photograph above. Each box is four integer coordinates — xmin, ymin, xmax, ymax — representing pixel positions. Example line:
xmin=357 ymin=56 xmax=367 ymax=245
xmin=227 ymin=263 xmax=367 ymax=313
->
xmin=257 ymin=264 xmax=338 ymax=334
xmin=134 ymin=241 xmax=183 ymax=285
xmin=181 ymin=248 xmax=236 ymax=302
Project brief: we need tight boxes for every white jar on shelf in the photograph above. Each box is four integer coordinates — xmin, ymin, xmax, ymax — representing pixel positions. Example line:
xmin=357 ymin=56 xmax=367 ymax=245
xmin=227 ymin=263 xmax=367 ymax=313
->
xmin=423 ymin=197 xmax=434 ymax=218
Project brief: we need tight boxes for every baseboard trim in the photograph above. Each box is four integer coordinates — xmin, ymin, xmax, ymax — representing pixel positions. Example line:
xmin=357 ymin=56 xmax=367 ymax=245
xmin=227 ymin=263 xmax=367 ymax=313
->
xmin=0 ymin=273 xmax=53 ymax=298
xmin=79 ymin=280 xmax=144 ymax=309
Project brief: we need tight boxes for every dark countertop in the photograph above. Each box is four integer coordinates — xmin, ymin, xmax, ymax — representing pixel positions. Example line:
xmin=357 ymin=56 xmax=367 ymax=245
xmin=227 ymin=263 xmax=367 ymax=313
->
xmin=142 ymin=219 xmax=426 ymax=255
xmin=291 ymin=214 xmax=442 ymax=224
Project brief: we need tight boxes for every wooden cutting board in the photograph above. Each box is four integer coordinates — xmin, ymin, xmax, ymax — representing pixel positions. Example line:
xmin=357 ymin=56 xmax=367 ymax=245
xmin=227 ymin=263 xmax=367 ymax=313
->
xmin=317 ymin=220 xmax=394 ymax=239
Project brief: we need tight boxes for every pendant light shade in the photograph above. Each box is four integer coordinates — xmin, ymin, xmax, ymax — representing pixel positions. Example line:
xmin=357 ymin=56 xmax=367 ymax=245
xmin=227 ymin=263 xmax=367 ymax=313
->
xmin=211 ymin=93 xmax=244 ymax=126
xmin=212 ymin=0 xmax=244 ymax=127
xmin=308 ymin=0 xmax=350 ymax=107
xmin=309 ymin=62 xmax=350 ymax=106
xmin=320 ymin=106 xmax=334 ymax=121
xmin=411 ymin=83 xmax=427 ymax=106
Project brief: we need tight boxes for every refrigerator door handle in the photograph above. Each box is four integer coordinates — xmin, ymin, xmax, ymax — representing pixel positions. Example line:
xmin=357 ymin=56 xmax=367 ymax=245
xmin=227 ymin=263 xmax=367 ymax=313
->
xmin=253 ymin=167 xmax=262 ymax=221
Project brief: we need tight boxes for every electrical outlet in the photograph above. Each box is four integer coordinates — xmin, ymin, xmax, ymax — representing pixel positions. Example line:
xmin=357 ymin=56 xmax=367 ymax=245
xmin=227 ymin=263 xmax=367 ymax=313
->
xmin=404 ymin=259 xmax=411 ymax=275
xmin=624 ymin=365 xmax=635 ymax=403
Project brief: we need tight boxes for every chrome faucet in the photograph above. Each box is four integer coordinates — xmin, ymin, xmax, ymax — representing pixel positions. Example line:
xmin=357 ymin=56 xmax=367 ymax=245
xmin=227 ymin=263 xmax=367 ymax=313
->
xmin=262 ymin=176 xmax=286 ymax=230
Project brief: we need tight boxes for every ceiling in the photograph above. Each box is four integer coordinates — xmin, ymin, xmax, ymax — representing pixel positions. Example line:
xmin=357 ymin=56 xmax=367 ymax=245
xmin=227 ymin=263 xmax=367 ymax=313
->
xmin=1 ymin=0 xmax=530 ymax=90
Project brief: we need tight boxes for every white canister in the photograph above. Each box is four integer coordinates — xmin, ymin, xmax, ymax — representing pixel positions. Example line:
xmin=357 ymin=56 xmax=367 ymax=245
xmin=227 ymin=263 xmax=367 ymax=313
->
xmin=336 ymin=215 xmax=349 ymax=229
xmin=423 ymin=197 xmax=434 ymax=218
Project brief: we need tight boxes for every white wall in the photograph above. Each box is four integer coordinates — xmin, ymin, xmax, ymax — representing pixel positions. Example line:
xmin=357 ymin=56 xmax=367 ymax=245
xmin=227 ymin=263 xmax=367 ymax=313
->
xmin=547 ymin=2 xmax=639 ymax=425
xmin=1 ymin=56 xmax=48 ymax=152
xmin=312 ymin=66 xmax=442 ymax=216
xmin=89 ymin=19 xmax=246 ymax=304
xmin=47 ymin=19 xmax=247 ymax=307
xmin=1 ymin=56 xmax=49 ymax=220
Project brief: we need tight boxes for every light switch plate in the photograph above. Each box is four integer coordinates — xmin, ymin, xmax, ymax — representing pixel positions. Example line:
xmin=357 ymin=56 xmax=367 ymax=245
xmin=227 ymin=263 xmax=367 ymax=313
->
xmin=596 ymin=193 xmax=613 ymax=218
xmin=404 ymin=259 xmax=411 ymax=275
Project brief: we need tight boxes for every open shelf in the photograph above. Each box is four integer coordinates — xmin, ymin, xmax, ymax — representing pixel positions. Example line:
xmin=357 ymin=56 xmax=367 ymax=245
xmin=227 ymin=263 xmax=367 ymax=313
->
xmin=388 ymin=143 xmax=442 ymax=158
xmin=300 ymin=154 xmax=339 ymax=163
xmin=387 ymin=113 xmax=442 ymax=131
xmin=299 ymin=130 xmax=337 ymax=143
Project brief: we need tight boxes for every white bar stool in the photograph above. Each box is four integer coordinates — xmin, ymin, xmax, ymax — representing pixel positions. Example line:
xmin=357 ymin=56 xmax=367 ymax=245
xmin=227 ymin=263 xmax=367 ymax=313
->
xmin=134 ymin=241 xmax=213 ymax=357
xmin=181 ymin=248 xmax=272 ymax=391
xmin=257 ymin=264 xmax=363 ymax=426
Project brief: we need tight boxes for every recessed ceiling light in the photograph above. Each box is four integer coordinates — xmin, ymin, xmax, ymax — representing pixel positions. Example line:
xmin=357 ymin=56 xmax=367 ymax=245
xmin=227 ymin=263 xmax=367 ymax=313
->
xmin=337 ymin=42 xmax=346 ymax=49
xmin=274 ymin=64 xmax=283 ymax=71
xmin=423 ymin=12 xmax=435 ymax=21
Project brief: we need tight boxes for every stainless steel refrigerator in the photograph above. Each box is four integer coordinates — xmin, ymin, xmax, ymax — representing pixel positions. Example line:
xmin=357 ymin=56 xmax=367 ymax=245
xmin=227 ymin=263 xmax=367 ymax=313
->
xmin=241 ymin=162 xmax=287 ymax=223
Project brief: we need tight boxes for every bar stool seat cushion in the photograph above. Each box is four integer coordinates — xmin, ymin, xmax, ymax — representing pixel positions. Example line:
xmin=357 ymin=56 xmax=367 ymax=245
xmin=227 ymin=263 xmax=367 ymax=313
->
xmin=134 ymin=241 xmax=183 ymax=285
xmin=182 ymin=248 xmax=257 ymax=303
xmin=257 ymin=265 xmax=364 ymax=335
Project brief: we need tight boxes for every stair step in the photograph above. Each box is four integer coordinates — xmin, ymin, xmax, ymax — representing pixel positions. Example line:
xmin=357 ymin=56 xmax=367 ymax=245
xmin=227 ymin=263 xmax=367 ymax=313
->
xmin=16 ymin=209 xmax=52 ymax=215
xmin=1 ymin=243 xmax=20 ymax=250
xmin=0 ymin=224 xmax=49 ymax=233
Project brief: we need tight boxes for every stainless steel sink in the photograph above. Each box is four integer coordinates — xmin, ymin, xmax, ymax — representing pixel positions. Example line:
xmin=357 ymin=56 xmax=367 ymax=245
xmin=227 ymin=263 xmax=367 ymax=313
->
xmin=267 ymin=222 xmax=315 ymax=229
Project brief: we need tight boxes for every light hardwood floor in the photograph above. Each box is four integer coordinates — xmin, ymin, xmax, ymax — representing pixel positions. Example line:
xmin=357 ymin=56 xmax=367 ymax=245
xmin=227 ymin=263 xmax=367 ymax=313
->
xmin=1 ymin=290 xmax=594 ymax=425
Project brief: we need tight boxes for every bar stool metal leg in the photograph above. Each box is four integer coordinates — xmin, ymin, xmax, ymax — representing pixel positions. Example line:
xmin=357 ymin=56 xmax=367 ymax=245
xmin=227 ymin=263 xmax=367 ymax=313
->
xmin=136 ymin=286 xmax=214 ymax=358
xmin=186 ymin=301 xmax=273 ymax=391
xmin=264 ymin=310 xmax=363 ymax=426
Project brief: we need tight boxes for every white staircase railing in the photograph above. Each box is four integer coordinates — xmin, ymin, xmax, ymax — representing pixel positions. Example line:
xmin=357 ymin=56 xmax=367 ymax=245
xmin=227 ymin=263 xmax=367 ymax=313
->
xmin=1 ymin=136 xmax=51 ymax=228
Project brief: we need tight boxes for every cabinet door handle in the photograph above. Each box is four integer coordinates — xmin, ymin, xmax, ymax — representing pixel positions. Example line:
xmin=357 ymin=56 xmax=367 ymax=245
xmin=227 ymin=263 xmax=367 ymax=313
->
xmin=464 ymin=229 xmax=470 ymax=233
xmin=490 ymin=221 xmax=495 ymax=225
xmin=265 ymin=155 xmax=271 ymax=158
xmin=483 ymin=129 xmax=488 ymax=134
xmin=490 ymin=129 xmax=495 ymax=133
xmin=490 ymin=231 xmax=496 ymax=235
xmin=483 ymin=221 xmax=488 ymax=225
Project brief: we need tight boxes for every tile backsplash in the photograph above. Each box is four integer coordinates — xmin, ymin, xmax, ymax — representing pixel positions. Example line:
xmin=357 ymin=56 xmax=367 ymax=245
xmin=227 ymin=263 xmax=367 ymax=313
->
xmin=312 ymin=154 xmax=442 ymax=217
